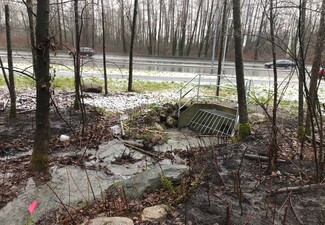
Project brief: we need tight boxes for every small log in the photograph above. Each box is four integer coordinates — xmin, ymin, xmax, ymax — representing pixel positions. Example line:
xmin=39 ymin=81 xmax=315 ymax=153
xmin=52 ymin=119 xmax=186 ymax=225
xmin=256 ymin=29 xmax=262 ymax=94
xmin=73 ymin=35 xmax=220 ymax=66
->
xmin=122 ymin=140 xmax=144 ymax=149
xmin=120 ymin=139 xmax=159 ymax=159
xmin=244 ymin=154 xmax=287 ymax=163
xmin=268 ymin=182 xmax=325 ymax=195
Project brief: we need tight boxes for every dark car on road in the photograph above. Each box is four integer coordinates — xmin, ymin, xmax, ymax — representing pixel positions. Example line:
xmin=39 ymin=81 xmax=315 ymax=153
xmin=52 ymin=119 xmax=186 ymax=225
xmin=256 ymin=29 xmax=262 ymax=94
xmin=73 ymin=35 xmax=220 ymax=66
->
xmin=264 ymin=59 xmax=296 ymax=69
xmin=69 ymin=47 xmax=95 ymax=57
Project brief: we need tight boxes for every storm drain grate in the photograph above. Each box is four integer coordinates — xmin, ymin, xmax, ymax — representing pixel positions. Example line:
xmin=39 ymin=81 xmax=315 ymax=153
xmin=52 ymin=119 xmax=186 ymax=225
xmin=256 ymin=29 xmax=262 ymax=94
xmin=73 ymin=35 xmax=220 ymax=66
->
xmin=188 ymin=109 xmax=237 ymax=136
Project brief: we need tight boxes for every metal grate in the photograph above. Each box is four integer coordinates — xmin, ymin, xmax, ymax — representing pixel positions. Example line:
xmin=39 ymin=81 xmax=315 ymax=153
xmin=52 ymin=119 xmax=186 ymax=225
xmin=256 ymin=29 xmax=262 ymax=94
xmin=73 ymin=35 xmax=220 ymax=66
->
xmin=188 ymin=109 xmax=237 ymax=136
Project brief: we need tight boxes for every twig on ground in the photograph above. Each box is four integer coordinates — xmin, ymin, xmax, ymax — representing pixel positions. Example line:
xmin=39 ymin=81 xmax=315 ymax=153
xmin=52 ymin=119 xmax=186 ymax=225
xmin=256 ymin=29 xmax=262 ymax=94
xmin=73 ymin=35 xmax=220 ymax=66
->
xmin=243 ymin=212 xmax=254 ymax=225
xmin=244 ymin=153 xmax=287 ymax=163
xmin=290 ymin=197 xmax=304 ymax=225
xmin=268 ymin=182 xmax=325 ymax=195
xmin=278 ymin=191 xmax=292 ymax=213
xmin=46 ymin=183 xmax=77 ymax=225
xmin=236 ymin=146 xmax=248 ymax=215
xmin=121 ymin=140 xmax=160 ymax=159
xmin=248 ymin=176 xmax=266 ymax=193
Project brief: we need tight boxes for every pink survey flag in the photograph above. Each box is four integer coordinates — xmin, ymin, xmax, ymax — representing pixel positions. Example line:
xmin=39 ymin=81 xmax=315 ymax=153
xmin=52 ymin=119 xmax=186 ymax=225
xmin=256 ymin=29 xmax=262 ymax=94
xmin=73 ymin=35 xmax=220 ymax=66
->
xmin=28 ymin=200 xmax=38 ymax=214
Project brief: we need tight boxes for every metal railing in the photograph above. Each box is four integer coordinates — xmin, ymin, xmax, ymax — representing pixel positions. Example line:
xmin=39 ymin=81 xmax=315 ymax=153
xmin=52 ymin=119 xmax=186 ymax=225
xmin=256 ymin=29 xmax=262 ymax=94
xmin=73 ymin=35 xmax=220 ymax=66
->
xmin=177 ymin=73 xmax=252 ymax=117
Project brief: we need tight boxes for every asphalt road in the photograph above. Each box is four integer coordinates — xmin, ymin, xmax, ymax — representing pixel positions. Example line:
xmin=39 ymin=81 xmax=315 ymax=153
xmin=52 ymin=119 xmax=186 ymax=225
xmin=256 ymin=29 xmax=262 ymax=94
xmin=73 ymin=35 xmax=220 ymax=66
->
xmin=0 ymin=50 xmax=300 ymax=84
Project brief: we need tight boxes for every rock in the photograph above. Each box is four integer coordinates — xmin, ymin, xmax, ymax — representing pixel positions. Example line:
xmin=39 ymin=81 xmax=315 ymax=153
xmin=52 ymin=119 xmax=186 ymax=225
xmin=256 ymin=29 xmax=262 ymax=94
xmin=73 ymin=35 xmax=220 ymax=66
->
xmin=59 ymin=134 xmax=70 ymax=142
xmin=82 ymin=81 xmax=103 ymax=93
xmin=166 ymin=116 xmax=177 ymax=127
xmin=0 ymin=166 xmax=114 ymax=225
xmin=141 ymin=204 xmax=169 ymax=222
xmin=115 ymin=164 xmax=188 ymax=199
xmin=154 ymin=122 xmax=165 ymax=131
xmin=82 ymin=216 xmax=134 ymax=225
xmin=110 ymin=124 xmax=122 ymax=136
xmin=150 ymin=133 xmax=164 ymax=143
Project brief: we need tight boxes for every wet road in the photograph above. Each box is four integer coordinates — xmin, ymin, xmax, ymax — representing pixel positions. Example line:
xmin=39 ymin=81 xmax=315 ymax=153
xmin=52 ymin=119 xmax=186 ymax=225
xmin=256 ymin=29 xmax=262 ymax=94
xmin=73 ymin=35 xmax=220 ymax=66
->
xmin=2 ymin=50 xmax=300 ymax=84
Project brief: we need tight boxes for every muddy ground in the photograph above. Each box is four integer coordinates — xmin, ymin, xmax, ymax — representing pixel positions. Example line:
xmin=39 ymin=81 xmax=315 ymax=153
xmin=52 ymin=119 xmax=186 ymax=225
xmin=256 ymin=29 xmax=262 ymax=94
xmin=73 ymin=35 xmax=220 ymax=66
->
xmin=0 ymin=92 xmax=325 ymax=225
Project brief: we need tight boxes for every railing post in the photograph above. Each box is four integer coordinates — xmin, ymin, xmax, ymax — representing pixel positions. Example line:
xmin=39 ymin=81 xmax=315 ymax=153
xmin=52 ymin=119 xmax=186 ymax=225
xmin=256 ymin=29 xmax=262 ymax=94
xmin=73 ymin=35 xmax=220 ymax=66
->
xmin=178 ymin=89 xmax=182 ymax=117
xmin=197 ymin=74 xmax=201 ymax=101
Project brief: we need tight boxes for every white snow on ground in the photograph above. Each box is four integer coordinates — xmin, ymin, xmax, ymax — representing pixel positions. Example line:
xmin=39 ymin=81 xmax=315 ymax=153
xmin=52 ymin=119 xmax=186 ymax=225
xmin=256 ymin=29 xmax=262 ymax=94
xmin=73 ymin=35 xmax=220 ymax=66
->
xmin=2 ymin=66 xmax=325 ymax=112
xmin=82 ymin=91 xmax=179 ymax=113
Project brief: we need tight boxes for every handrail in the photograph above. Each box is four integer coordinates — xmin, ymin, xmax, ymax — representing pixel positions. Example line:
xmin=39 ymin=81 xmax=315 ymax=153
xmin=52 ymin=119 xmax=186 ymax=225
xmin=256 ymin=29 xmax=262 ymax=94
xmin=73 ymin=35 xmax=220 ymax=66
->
xmin=176 ymin=74 xmax=200 ymax=94
xmin=177 ymin=73 xmax=251 ymax=117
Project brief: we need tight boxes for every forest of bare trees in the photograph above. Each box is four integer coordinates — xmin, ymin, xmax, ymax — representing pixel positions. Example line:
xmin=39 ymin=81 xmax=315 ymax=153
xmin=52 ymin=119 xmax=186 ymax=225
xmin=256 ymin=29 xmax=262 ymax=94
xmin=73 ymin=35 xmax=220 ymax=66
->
xmin=0 ymin=0 xmax=321 ymax=62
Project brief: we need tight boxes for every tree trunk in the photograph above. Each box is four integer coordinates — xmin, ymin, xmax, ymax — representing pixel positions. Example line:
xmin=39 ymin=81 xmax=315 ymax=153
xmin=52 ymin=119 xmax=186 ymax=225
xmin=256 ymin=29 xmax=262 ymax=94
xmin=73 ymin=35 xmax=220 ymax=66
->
xmin=232 ymin=0 xmax=248 ymax=125
xmin=146 ymin=0 xmax=153 ymax=55
xmin=203 ymin=0 xmax=214 ymax=58
xmin=185 ymin=0 xmax=203 ymax=56
xmin=297 ymin=0 xmax=307 ymax=159
xmin=56 ymin=0 xmax=63 ymax=49
xmin=253 ymin=2 xmax=266 ymax=60
xmin=216 ymin=0 xmax=228 ymax=95
xmin=61 ymin=0 xmax=67 ymax=43
xmin=120 ymin=0 xmax=127 ymax=53
xmin=74 ymin=0 xmax=81 ymax=110
xmin=101 ymin=0 xmax=108 ymax=94
xmin=128 ymin=0 xmax=138 ymax=92
xmin=197 ymin=1 xmax=209 ymax=57
xmin=5 ymin=5 xmax=16 ymax=119
xmin=30 ymin=0 xmax=50 ymax=172
xmin=305 ymin=0 xmax=325 ymax=134
xmin=26 ymin=0 xmax=37 ymax=75
xmin=305 ymin=0 xmax=325 ymax=180
xmin=268 ymin=0 xmax=278 ymax=173
xmin=92 ymin=0 xmax=95 ymax=49
xmin=178 ymin=0 xmax=189 ymax=56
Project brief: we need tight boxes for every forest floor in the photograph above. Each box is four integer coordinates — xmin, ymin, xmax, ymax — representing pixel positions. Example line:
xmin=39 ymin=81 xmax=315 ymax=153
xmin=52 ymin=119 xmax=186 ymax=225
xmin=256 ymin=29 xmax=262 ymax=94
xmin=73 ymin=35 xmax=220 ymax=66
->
xmin=0 ymin=90 xmax=325 ymax=225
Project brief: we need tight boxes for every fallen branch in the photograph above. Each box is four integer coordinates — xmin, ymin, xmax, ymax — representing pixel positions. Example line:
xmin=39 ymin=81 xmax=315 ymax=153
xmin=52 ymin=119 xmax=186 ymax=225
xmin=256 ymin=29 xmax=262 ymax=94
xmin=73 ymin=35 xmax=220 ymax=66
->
xmin=244 ymin=153 xmax=287 ymax=163
xmin=122 ymin=140 xmax=144 ymax=149
xmin=122 ymin=141 xmax=159 ymax=159
xmin=268 ymin=182 xmax=325 ymax=195
xmin=120 ymin=120 xmax=125 ymax=137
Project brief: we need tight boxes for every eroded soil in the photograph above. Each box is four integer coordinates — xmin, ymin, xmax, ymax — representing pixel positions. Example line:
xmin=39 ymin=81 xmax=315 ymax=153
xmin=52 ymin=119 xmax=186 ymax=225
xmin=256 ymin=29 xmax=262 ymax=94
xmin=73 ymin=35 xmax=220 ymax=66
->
xmin=1 ymin=91 xmax=324 ymax=225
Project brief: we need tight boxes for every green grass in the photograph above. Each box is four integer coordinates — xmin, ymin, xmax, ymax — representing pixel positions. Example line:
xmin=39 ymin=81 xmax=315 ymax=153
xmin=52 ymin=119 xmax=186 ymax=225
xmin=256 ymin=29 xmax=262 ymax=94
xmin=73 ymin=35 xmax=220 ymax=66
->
xmin=0 ymin=75 xmax=35 ymax=87
xmin=0 ymin=75 xmax=184 ymax=93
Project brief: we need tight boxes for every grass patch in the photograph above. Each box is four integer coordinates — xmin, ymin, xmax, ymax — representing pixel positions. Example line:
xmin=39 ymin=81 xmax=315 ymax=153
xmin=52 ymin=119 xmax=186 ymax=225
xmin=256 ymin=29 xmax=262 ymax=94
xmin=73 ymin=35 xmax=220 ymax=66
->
xmin=132 ymin=80 xmax=183 ymax=92
xmin=0 ymin=75 xmax=35 ymax=88
xmin=0 ymin=75 xmax=183 ymax=94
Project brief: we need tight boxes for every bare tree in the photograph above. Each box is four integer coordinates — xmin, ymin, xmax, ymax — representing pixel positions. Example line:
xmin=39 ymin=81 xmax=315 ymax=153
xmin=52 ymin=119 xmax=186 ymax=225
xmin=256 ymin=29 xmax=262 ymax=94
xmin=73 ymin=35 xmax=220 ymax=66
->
xmin=73 ymin=0 xmax=82 ymax=110
xmin=128 ymin=0 xmax=138 ymax=91
xmin=253 ymin=1 xmax=267 ymax=60
xmin=304 ymin=0 xmax=325 ymax=181
xmin=178 ymin=0 xmax=189 ymax=56
xmin=101 ymin=0 xmax=108 ymax=94
xmin=30 ymin=0 xmax=51 ymax=172
xmin=185 ymin=0 xmax=203 ymax=56
xmin=146 ymin=0 xmax=153 ymax=55
xmin=5 ymin=5 xmax=16 ymax=119
xmin=297 ymin=0 xmax=307 ymax=159
xmin=232 ymin=0 xmax=250 ymax=139
xmin=56 ymin=0 xmax=63 ymax=48
xmin=119 ymin=0 xmax=127 ymax=53
xmin=268 ymin=0 xmax=279 ymax=173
